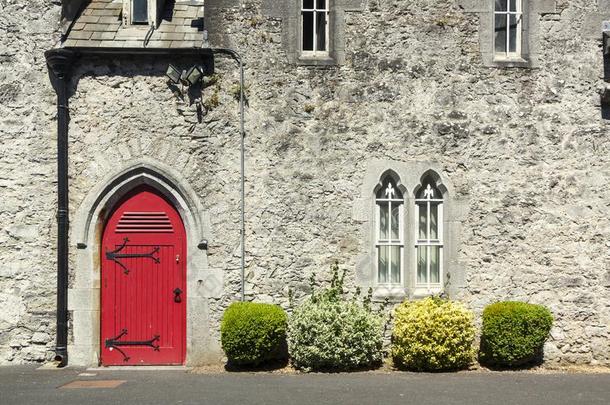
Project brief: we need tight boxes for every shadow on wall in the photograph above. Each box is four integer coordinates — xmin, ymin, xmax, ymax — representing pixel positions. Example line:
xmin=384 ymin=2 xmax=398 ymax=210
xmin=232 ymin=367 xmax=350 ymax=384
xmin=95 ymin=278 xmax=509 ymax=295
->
xmin=602 ymin=33 xmax=610 ymax=120
xmin=47 ymin=55 xmax=216 ymax=125
xmin=50 ymin=55 xmax=214 ymax=102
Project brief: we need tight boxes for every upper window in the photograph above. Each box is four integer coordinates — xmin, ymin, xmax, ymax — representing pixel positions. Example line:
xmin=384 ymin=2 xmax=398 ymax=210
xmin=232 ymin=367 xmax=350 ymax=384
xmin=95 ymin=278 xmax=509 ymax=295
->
xmin=415 ymin=178 xmax=443 ymax=291
xmin=494 ymin=0 xmax=522 ymax=59
xmin=301 ymin=0 xmax=329 ymax=56
xmin=375 ymin=176 xmax=404 ymax=285
xmin=132 ymin=0 xmax=149 ymax=24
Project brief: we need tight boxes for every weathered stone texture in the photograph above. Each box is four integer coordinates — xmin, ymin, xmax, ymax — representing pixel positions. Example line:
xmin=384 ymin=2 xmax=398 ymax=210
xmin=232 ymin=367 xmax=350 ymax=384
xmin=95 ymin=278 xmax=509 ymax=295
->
xmin=1 ymin=0 xmax=610 ymax=365
xmin=0 ymin=0 xmax=63 ymax=363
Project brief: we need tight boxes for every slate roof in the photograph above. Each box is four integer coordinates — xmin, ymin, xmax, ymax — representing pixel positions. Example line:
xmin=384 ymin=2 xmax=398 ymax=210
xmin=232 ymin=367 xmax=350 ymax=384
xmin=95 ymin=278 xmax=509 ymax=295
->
xmin=63 ymin=0 xmax=205 ymax=48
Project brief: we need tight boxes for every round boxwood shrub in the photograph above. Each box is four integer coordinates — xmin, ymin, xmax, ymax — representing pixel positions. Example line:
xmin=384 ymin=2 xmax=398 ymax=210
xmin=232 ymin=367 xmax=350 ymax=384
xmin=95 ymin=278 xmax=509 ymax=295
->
xmin=220 ymin=302 xmax=288 ymax=366
xmin=288 ymin=295 xmax=384 ymax=371
xmin=392 ymin=297 xmax=475 ymax=371
xmin=479 ymin=301 xmax=553 ymax=367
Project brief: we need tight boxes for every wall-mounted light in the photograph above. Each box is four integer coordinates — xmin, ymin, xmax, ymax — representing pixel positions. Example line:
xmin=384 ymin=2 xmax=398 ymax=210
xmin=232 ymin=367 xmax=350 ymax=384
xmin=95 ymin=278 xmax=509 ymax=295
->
xmin=166 ymin=64 xmax=182 ymax=84
xmin=165 ymin=64 xmax=204 ymax=86
xmin=184 ymin=66 xmax=203 ymax=86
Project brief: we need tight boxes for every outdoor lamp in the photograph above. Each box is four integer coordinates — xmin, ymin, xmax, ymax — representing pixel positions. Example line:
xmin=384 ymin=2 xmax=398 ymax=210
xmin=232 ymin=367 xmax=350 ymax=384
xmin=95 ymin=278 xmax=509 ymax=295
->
xmin=166 ymin=64 xmax=182 ymax=84
xmin=184 ymin=65 xmax=203 ymax=86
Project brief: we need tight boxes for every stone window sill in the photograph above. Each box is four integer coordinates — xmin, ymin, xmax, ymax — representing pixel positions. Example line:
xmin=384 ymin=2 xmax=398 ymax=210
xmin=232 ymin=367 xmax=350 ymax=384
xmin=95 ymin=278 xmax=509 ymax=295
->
xmin=296 ymin=54 xmax=337 ymax=67
xmin=490 ymin=56 xmax=532 ymax=69
xmin=412 ymin=286 xmax=443 ymax=299
xmin=372 ymin=286 xmax=406 ymax=302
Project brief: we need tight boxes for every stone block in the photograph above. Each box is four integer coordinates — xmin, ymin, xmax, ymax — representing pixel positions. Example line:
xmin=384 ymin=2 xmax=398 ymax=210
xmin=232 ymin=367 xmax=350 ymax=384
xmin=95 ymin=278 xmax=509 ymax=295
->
xmin=68 ymin=288 xmax=99 ymax=311
xmin=583 ymin=13 xmax=610 ymax=39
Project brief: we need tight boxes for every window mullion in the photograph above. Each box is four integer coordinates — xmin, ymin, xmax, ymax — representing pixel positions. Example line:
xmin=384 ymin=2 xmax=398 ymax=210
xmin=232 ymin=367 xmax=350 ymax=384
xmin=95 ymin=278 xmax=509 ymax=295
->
xmin=313 ymin=9 xmax=317 ymax=53
xmin=325 ymin=9 xmax=329 ymax=53
xmin=426 ymin=201 xmax=430 ymax=246
xmin=426 ymin=237 xmax=430 ymax=290
xmin=388 ymin=200 xmax=392 ymax=246
xmin=387 ymin=200 xmax=391 ymax=278
xmin=504 ymin=12 xmax=509 ymax=56
xmin=427 ymin=201 xmax=431 ymax=289
xmin=517 ymin=9 xmax=522 ymax=56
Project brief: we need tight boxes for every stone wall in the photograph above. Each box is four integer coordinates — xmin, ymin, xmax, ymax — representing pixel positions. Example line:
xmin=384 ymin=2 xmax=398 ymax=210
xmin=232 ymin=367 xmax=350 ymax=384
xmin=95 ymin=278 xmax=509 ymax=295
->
xmin=1 ymin=0 xmax=610 ymax=365
xmin=0 ymin=0 xmax=63 ymax=363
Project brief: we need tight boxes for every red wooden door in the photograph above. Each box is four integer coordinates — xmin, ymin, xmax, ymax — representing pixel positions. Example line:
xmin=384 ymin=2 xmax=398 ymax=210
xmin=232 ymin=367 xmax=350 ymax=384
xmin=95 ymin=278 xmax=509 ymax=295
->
xmin=101 ymin=186 xmax=186 ymax=365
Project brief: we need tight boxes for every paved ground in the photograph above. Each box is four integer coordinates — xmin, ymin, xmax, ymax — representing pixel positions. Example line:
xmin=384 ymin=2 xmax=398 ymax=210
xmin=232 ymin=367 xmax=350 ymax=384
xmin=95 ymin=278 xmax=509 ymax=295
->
xmin=1 ymin=365 xmax=610 ymax=405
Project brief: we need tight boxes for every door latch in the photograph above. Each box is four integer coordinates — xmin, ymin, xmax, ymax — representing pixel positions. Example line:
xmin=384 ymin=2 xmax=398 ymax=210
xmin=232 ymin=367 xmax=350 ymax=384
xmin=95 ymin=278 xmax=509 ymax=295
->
xmin=173 ymin=288 xmax=182 ymax=303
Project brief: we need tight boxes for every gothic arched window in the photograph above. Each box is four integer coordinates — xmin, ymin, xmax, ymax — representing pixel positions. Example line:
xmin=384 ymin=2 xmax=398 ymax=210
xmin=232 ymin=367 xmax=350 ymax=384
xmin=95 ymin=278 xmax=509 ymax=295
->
xmin=375 ymin=176 xmax=404 ymax=285
xmin=415 ymin=177 xmax=443 ymax=289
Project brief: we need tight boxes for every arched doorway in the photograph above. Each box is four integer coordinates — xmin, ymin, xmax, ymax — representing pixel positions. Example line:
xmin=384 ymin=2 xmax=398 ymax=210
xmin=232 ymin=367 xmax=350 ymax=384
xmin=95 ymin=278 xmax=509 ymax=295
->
xmin=100 ymin=186 xmax=186 ymax=365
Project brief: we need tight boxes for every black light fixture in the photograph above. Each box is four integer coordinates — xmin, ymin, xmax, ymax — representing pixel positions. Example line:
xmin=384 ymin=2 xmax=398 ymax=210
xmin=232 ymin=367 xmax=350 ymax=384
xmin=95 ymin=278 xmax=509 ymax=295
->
xmin=166 ymin=64 xmax=182 ymax=84
xmin=184 ymin=65 xmax=203 ymax=86
xmin=166 ymin=64 xmax=203 ymax=86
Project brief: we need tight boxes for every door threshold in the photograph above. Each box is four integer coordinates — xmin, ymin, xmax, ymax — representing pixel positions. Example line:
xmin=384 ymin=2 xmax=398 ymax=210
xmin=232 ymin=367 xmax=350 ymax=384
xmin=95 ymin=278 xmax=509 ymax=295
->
xmin=88 ymin=366 xmax=191 ymax=371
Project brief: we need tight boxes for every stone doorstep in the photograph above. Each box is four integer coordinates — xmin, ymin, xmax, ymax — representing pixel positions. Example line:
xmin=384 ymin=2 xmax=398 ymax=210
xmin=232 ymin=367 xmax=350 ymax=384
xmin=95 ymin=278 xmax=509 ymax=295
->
xmin=86 ymin=366 xmax=191 ymax=371
xmin=36 ymin=364 xmax=192 ymax=372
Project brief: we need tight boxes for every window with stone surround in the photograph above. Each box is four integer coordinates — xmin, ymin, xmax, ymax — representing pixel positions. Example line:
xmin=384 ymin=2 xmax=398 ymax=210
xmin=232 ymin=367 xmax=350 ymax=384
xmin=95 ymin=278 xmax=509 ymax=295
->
xmin=375 ymin=175 xmax=404 ymax=286
xmin=301 ymin=0 xmax=330 ymax=57
xmin=355 ymin=162 xmax=466 ymax=300
xmin=458 ymin=0 xmax=556 ymax=68
xmin=494 ymin=0 xmax=523 ymax=60
xmin=414 ymin=178 xmax=444 ymax=293
xmin=262 ymin=0 xmax=362 ymax=66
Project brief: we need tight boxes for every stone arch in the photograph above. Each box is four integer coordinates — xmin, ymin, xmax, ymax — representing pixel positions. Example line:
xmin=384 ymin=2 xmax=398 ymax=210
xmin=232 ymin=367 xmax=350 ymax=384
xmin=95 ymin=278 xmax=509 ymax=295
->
xmin=68 ymin=158 xmax=222 ymax=366
xmin=73 ymin=158 xmax=206 ymax=246
xmin=413 ymin=169 xmax=449 ymax=199
xmin=374 ymin=169 xmax=407 ymax=198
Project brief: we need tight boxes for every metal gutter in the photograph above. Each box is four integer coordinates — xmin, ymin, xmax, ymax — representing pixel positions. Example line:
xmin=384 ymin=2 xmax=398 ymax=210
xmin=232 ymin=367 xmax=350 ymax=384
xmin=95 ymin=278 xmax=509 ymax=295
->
xmin=44 ymin=46 xmax=246 ymax=366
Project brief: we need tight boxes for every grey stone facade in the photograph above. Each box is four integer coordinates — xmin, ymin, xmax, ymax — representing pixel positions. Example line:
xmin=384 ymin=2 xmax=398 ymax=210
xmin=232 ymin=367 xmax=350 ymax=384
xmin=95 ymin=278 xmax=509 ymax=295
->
xmin=1 ymin=0 xmax=610 ymax=366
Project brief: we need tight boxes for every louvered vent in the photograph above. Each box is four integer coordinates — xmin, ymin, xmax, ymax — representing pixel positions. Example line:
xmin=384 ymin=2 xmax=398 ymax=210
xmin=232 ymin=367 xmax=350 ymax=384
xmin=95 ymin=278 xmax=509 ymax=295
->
xmin=116 ymin=212 xmax=174 ymax=233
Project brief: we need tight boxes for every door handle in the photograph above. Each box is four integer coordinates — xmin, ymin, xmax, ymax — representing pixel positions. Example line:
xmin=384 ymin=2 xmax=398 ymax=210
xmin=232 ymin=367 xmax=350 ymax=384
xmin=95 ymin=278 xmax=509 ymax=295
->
xmin=173 ymin=288 xmax=182 ymax=303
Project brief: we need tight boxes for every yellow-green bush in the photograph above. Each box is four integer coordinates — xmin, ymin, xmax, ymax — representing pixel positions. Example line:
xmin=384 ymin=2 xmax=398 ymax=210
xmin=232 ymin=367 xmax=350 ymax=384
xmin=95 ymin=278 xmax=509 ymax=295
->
xmin=392 ymin=297 xmax=475 ymax=371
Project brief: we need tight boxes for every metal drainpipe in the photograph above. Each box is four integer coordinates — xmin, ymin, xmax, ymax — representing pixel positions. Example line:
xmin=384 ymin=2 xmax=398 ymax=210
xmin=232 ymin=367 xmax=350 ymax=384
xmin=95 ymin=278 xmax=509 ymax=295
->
xmin=212 ymin=49 xmax=246 ymax=302
xmin=45 ymin=48 xmax=75 ymax=367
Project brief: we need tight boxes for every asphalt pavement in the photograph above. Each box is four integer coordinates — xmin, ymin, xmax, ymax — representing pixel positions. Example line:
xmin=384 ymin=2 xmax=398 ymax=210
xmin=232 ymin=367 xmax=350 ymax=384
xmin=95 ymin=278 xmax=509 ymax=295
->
xmin=1 ymin=365 xmax=609 ymax=405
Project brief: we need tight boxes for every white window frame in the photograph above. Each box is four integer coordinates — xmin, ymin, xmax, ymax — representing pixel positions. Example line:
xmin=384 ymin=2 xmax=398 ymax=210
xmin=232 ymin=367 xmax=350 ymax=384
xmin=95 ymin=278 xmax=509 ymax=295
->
xmin=375 ymin=180 xmax=404 ymax=287
xmin=493 ymin=0 xmax=522 ymax=60
xmin=414 ymin=184 xmax=443 ymax=293
xmin=300 ymin=0 xmax=330 ymax=57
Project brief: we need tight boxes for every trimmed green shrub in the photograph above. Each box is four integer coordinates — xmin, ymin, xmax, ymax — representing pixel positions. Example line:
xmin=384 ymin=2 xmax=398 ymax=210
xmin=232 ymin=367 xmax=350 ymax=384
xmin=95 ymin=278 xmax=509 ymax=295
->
xmin=392 ymin=297 xmax=476 ymax=371
xmin=288 ymin=263 xmax=384 ymax=371
xmin=221 ymin=302 xmax=288 ymax=366
xmin=479 ymin=301 xmax=553 ymax=367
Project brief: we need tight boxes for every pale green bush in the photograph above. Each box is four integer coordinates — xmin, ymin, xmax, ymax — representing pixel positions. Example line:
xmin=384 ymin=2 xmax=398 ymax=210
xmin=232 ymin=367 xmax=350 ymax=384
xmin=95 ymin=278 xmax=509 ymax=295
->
xmin=288 ymin=263 xmax=384 ymax=371
xmin=392 ymin=297 xmax=475 ymax=371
